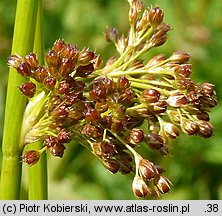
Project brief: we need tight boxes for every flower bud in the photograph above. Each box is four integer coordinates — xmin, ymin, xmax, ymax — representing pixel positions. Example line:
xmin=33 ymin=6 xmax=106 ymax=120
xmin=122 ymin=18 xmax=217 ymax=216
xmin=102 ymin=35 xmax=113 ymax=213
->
xmin=148 ymin=6 xmax=164 ymax=27
xmin=59 ymin=58 xmax=75 ymax=77
xmin=151 ymin=100 xmax=168 ymax=114
xmin=163 ymin=122 xmax=180 ymax=139
xmin=145 ymin=133 xmax=169 ymax=155
xmin=104 ymin=26 xmax=119 ymax=43
xmin=22 ymin=150 xmax=40 ymax=166
xmin=138 ymin=159 xmax=157 ymax=180
xmin=43 ymin=77 xmax=56 ymax=90
xmin=181 ymin=118 xmax=199 ymax=135
xmin=198 ymin=82 xmax=215 ymax=96
xmin=78 ymin=49 xmax=95 ymax=65
xmin=17 ymin=62 xmax=31 ymax=77
xmin=154 ymin=175 xmax=172 ymax=194
xmin=149 ymin=23 xmax=170 ymax=47
xmin=118 ymin=89 xmax=135 ymax=106
xmin=8 ymin=54 xmax=22 ymax=68
xmin=33 ymin=66 xmax=48 ymax=82
xmin=141 ymin=88 xmax=160 ymax=103
xmin=169 ymin=51 xmax=190 ymax=63
xmin=196 ymin=120 xmax=213 ymax=138
xmin=44 ymin=136 xmax=59 ymax=148
xmin=146 ymin=54 xmax=166 ymax=68
xmin=19 ymin=81 xmax=36 ymax=98
xmin=25 ymin=53 xmax=39 ymax=68
xmin=132 ymin=176 xmax=150 ymax=197
xmin=129 ymin=128 xmax=144 ymax=145
xmin=85 ymin=108 xmax=101 ymax=125
xmin=116 ymin=76 xmax=130 ymax=92
xmin=174 ymin=64 xmax=191 ymax=78
xmin=52 ymin=39 xmax=66 ymax=53
xmin=175 ymin=77 xmax=194 ymax=90
xmin=58 ymin=129 xmax=71 ymax=143
xmin=45 ymin=50 xmax=60 ymax=68
xmin=81 ymin=124 xmax=103 ymax=139
xmin=102 ymin=159 xmax=120 ymax=174
xmin=75 ymin=63 xmax=94 ymax=78
xmin=51 ymin=103 xmax=69 ymax=119
xmin=50 ymin=143 xmax=66 ymax=157
xmin=167 ymin=93 xmax=187 ymax=107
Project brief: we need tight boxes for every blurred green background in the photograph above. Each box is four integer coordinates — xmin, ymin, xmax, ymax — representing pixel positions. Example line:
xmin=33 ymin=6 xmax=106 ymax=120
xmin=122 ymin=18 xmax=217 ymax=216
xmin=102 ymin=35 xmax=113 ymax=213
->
xmin=0 ymin=0 xmax=222 ymax=199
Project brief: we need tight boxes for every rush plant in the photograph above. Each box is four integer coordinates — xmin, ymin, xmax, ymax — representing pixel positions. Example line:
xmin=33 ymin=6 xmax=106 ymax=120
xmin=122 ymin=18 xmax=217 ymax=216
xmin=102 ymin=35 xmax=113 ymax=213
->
xmin=0 ymin=0 xmax=217 ymax=199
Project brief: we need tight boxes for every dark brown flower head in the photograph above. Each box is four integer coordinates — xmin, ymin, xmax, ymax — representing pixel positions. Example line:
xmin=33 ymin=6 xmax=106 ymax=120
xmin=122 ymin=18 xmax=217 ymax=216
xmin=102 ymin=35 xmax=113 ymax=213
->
xmin=22 ymin=150 xmax=40 ymax=166
xmin=148 ymin=6 xmax=164 ymax=27
xmin=50 ymin=143 xmax=66 ymax=157
xmin=78 ymin=49 xmax=95 ymax=65
xmin=19 ymin=81 xmax=36 ymax=98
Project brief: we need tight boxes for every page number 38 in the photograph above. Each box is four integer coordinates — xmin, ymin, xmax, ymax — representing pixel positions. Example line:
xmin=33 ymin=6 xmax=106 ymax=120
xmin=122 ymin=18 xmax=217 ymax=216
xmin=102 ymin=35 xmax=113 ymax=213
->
xmin=205 ymin=204 xmax=219 ymax=213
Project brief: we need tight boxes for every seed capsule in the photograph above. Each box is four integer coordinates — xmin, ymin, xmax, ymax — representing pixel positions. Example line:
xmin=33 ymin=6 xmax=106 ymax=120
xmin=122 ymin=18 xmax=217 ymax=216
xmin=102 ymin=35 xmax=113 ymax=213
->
xmin=116 ymin=76 xmax=130 ymax=92
xmin=25 ymin=53 xmax=39 ymax=68
xmin=132 ymin=176 xmax=150 ymax=198
xmin=17 ymin=62 xmax=31 ymax=77
xmin=75 ymin=63 xmax=94 ymax=78
xmin=50 ymin=143 xmax=66 ymax=157
xmin=102 ymin=159 xmax=120 ymax=174
xmin=129 ymin=128 xmax=144 ymax=145
xmin=169 ymin=51 xmax=190 ymax=63
xmin=43 ymin=77 xmax=56 ymax=90
xmin=181 ymin=118 xmax=199 ymax=135
xmin=163 ymin=122 xmax=180 ymax=139
xmin=154 ymin=175 xmax=172 ymax=194
xmin=197 ymin=120 xmax=213 ymax=138
xmin=138 ymin=159 xmax=157 ymax=180
xmin=141 ymin=88 xmax=160 ymax=103
xmin=22 ymin=150 xmax=40 ymax=166
xmin=19 ymin=81 xmax=36 ymax=98
xmin=167 ymin=93 xmax=187 ymax=107
xmin=33 ymin=66 xmax=48 ymax=82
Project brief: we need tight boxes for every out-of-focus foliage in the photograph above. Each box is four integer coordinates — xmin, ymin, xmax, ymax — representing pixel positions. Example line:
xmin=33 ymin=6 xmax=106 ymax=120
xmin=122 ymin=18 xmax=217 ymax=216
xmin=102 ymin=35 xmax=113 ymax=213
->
xmin=0 ymin=0 xmax=221 ymax=199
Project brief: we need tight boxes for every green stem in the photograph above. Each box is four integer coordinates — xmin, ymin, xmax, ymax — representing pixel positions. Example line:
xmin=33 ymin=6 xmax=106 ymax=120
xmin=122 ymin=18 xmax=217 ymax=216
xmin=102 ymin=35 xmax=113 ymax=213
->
xmin=28 ymin=0 xmax=48 ymax=200
xmin=0 ymin=0 xmax=39 ymax=199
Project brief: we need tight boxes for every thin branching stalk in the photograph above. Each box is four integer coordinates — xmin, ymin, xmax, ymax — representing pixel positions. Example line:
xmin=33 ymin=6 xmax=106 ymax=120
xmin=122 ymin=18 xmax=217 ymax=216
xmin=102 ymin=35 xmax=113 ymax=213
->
xmin=0 ymin=0 xmax=38 ymax=199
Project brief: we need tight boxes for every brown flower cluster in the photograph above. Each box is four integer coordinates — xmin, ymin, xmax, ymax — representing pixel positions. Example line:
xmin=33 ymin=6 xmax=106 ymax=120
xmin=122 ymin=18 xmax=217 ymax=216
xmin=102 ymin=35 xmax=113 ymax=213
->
xmin=8 ymin=0 xmax=216 ymax=198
